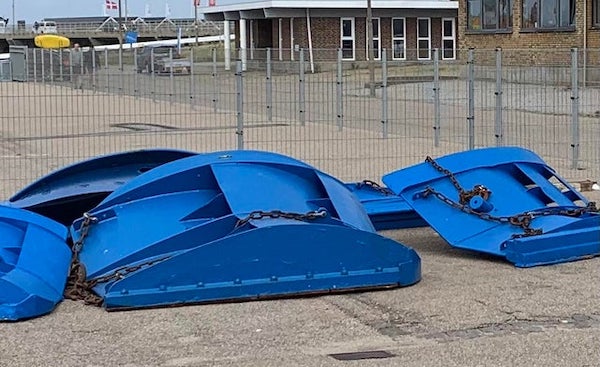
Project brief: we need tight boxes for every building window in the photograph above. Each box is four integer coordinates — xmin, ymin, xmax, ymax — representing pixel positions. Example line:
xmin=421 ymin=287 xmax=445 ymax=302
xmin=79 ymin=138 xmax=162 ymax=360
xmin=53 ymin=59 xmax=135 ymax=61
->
xmin=522 ymin=0 xmax=575 ymax=29
xmin=467 ymin=0 xmax=512 ymax=31
xmin=442 ymin=18 xmax=456 ymax=60
xmin=417 ymin=18 xmax=431 ymax=60
xmin=340 ymin=18 xmax=355 ymax=60
xmin=366 ymin=18 xmax=381 ymax=60
xmin=392 ymin=18 xmax=406 ymax=60
xmin=595 ymin=0 xmax=600 ymax=26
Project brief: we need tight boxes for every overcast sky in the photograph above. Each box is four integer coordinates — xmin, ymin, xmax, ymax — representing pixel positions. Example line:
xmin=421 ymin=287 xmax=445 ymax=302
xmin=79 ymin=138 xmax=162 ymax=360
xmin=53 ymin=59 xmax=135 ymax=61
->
xmin=0 ymin=0 xmax=219 ymax=23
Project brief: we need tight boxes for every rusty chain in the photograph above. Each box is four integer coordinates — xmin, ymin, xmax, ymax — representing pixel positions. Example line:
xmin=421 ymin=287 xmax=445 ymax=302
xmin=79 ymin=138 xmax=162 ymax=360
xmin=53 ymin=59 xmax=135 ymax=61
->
xmin=425 ymin=156 xmax=491 ymax=204
xmin=64 ymin=213 xmax=171 ymax=307
xmin=235 ymin=209 xmax=328 ymax=229
xmin=423 ymin=156 xmax=598 ymax=238
xmin=356 ymin=179 xmax=395 ymax=196
xmin=64 ymin=212 xmax=103 ymax=306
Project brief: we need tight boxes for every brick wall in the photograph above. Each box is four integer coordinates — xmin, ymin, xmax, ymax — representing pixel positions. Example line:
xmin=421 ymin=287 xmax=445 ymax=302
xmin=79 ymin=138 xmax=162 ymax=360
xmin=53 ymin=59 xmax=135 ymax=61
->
xmin=245 ymin=16 xmax=448 ymax=62
xmin=458 ymin=0 xmax=600 ymax=65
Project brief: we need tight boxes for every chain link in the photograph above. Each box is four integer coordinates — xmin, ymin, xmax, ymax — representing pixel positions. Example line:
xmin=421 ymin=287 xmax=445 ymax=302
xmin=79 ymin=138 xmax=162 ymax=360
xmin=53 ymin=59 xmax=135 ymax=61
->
xmin=425 ymin=156 xmax=491 ymax=204
xmin=64 ymin=213 xmax=171 ymax=307
xmin=235 ymin=209 xmax=328 ymax=229
xmin=64 ymin=212 xmax=103 ymax=306
xmin=356 ymin=179 xmax=395 ymax=196
xmin=422 ymin=156 xmax=598 ymax=238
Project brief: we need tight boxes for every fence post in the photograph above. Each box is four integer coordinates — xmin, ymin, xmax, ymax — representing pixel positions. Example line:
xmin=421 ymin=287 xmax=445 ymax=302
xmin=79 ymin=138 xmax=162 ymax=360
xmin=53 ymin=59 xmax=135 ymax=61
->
xmin=299 ymin=49 xmax=306 ymax=125
xmin=104 ymin=49 xmax=109 ymax=93
xmin=32 ymin=48 xmax=37 ymax=83
xmin=382 ymin=48 xmax=388 ymax=139
xmin=151 ymin=48 xmax=156 ymax=103
xmin=50 ymin=49 xmax=55 ymax=83
xmin=169 ymin=48 xmax=174 ymax=103
xmin=189 ymin=47 xmax=195 ymax=109
xmin=212 ymin=48 xmax=219 ymax=113
xmin=236 ymin=60 xmax=245 ymax=150
xmin=467 ymin=48 xmax=475 ymax=150
xmin=92 ymin=48 xmax=97 ymax=93
xmin=495 ymin=48 xmax=503 ymax=146
xmin=119 ymin=47 xmax=124 ymax=95
xmin=570 ymin=48 xmax=580 ymax=170
xmin=433 ymin=48 xmax=440 ymax=147
xmin=266 ymin=47 xmax=273 ymax=122
xmin=40 ymin=49 xmax=45 ymax=82
xmin=133 ymin=48 xmax=139 ymax=98
xmin=336 ymin=48 xmax=343 ymax=131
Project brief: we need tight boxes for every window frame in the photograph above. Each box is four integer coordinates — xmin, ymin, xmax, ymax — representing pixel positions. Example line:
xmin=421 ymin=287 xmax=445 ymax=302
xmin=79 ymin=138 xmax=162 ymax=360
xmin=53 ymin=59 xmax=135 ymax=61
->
xmin=417 ymin=17 xmax=431 ymax=61
xmin=593 ymin=0 xmax=600 ymax=26
xmin=467 ymin=0 xmax=513 ymax=32
xmin=441 ymin=18 xmax=456 ymax=60
xmin=340 ymin=17 xmax=355 ymax=61
xmin=521 ymin=0 xmax=576 ymax=30
xmin=391 ymin=17 xmax=406 ymax=60
xmin=365 ymin=17 xmax=381 ymax=60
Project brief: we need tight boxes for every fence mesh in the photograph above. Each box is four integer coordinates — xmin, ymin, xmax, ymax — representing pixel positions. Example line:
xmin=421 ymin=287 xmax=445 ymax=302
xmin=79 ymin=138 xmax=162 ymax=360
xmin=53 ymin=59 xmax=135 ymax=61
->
xmin=1 ymin=46 xmax=598 ymax=198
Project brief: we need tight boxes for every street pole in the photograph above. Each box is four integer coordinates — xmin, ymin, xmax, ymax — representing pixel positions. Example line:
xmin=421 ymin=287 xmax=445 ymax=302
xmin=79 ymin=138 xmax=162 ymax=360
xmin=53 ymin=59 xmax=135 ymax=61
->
xmin=194 ymin=3 xmax=199 ymax=46
xmin=12 ymin=0 xmax=15 ymax=32
xmin=367 ymin=0 xmax=375 ymax=98
xmin=124 ymin=0 xmax=128 ymax=22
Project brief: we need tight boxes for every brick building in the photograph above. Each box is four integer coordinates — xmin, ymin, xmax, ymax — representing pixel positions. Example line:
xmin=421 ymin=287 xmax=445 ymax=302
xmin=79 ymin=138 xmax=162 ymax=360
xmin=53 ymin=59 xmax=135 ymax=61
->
xmin=202 ymin=0 xmax=459 ymax=67
xmin=459 ymin=0 xmax=600 ymax=64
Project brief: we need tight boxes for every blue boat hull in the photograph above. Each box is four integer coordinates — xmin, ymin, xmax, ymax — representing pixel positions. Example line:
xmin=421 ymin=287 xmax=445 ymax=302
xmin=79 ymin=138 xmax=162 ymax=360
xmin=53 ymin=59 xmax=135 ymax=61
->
xmin=70 ymin=150 xmax=421 ymax=310
xmin=7 ymin=149 xmax=197 ymax=226
xmin=0 ymin=206 xmax=70 ymax=321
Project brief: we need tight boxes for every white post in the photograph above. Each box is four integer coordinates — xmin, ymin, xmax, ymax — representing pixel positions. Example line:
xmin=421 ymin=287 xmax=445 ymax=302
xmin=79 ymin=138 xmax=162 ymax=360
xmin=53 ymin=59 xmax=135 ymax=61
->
xmin=290 ymin=18 xmax=294 ymax=61
xmin=240 ymin=18 xmax=247 ymax=71
xmin=224 ymin=20 xmax=231 ymax=71
xmin=249 ymin=20 xmax=254 ymax=60
xmin=278 ymin=18 xmax=283 ymax=61
xmin=306 ymin=9 xmax=314 ymax=73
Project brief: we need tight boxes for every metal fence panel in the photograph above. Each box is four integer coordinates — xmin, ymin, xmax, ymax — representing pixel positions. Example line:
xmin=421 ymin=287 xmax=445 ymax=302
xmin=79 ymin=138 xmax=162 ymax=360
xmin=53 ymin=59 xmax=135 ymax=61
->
xmin=1 ymin=46 xmax=598 ymax=197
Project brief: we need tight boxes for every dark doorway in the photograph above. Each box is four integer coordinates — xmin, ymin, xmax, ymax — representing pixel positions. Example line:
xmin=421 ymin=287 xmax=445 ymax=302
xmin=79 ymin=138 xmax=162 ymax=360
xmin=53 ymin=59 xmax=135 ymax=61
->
xmin=254 ymin=19 xmax=273 ymax=48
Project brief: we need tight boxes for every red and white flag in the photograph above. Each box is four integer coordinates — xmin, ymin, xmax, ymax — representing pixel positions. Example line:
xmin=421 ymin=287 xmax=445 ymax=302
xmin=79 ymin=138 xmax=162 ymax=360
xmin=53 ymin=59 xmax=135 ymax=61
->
xmin=106 ymin=0 xmax=118 ymax=10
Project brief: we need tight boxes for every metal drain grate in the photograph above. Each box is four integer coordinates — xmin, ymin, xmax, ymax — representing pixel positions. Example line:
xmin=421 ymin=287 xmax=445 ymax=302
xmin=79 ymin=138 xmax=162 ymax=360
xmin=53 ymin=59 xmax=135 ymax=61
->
xmin=328 ymin=350 xmax=395 ymax=361
xmin=110 ymin=123 xmax=177 ymax=131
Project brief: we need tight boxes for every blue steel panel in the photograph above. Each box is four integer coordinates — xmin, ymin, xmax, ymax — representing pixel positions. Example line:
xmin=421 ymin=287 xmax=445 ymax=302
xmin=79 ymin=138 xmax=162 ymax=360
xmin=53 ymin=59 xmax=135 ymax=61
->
xmin=71 ymin=150 xmax=421 ymax=310
xmin=382 ymin=147 xmax=600 ymax=267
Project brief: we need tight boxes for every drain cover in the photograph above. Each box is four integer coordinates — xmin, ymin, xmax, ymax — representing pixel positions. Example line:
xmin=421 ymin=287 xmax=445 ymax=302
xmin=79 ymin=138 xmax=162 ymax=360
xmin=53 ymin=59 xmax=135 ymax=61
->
xmin=111 ymin=123 xmax=177 ymax=131
xmin=328 ymin=350 xmax=395 ymax=361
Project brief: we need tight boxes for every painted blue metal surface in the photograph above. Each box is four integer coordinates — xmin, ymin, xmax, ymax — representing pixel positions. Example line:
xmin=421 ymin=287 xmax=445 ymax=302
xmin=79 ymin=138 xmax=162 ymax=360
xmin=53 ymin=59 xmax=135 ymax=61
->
xmin=70 ymin=150 xmax=421 ymax=310
xmin=345 ymin=180 xmax=427 ymax=230
xmin=383 ymin=147 xmax=600 ymax=267
xmin=7 ymin=149 xmax=197 ymax=225
xmin=0 ymin=205 xmax=70 ymax=321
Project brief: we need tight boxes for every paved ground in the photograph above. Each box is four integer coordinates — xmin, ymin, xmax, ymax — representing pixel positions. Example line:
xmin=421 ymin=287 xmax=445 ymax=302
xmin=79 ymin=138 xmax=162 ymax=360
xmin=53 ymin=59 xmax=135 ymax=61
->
xmin=0 ymin=80 xmax=599 ymax=367
xmin=1 ymin=210 xmax=599 ymax=367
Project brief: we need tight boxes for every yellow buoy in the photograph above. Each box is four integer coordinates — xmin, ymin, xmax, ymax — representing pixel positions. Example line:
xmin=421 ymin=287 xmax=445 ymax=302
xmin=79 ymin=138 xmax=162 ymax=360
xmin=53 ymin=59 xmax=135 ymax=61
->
xmin=34 ymin=34 xmax=71 ymax=49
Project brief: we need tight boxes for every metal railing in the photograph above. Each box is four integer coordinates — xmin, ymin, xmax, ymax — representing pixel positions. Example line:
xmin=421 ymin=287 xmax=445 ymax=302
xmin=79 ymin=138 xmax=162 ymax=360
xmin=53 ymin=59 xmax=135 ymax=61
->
xmin=0 ymin=19 xmax=224 ymax=36
xmin=1 ymin=47 xmax=598 ymax=197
